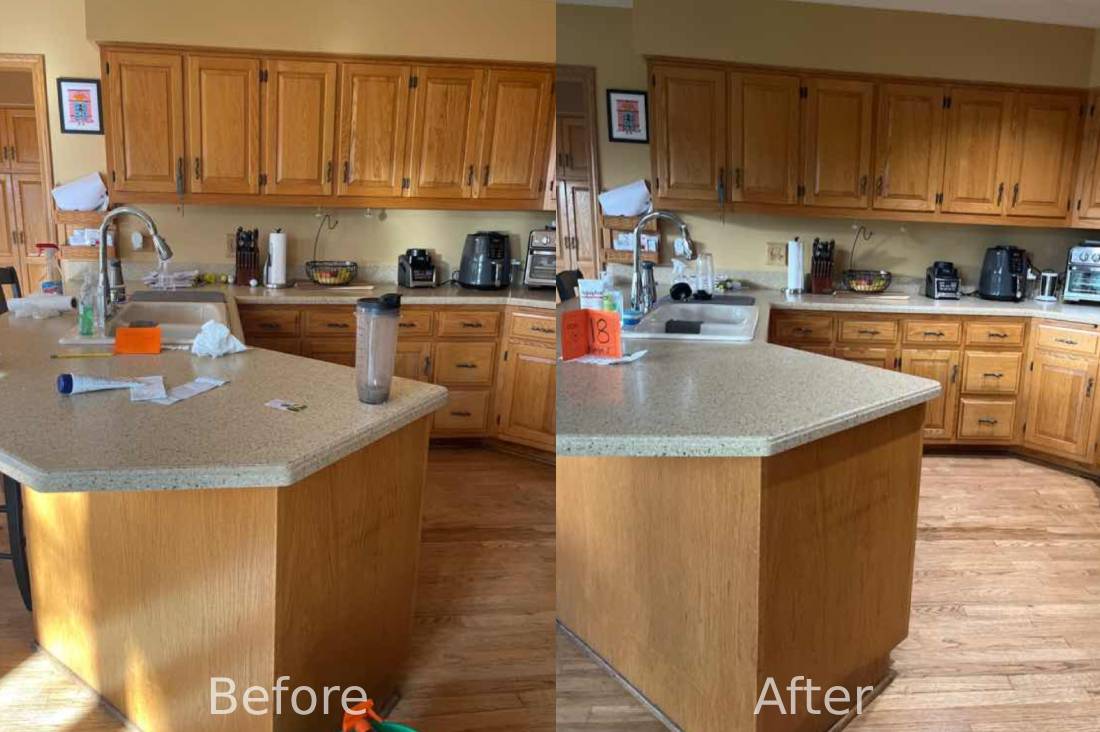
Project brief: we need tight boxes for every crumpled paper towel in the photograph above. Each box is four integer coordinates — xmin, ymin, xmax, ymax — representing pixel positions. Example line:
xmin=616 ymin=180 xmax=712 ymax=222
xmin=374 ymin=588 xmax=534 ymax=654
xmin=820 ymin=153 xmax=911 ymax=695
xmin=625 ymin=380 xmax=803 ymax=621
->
xmin=191 ymin=320 xmax=248 ymax=358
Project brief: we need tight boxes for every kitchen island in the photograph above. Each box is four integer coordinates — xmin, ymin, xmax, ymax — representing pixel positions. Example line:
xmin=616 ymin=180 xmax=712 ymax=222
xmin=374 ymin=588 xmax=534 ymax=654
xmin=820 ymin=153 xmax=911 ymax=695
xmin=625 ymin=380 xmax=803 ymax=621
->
xmin=0 ymin=312 xmax=447 ymax=732
xmin=557 ymin=321 xmax=941 ymax=732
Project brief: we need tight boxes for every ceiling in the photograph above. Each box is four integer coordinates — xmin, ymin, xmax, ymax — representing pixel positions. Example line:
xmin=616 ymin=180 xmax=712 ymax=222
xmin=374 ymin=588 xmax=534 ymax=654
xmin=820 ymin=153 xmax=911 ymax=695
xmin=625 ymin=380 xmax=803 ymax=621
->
xmin=789 ymin=0 xmax=1100 ymax=28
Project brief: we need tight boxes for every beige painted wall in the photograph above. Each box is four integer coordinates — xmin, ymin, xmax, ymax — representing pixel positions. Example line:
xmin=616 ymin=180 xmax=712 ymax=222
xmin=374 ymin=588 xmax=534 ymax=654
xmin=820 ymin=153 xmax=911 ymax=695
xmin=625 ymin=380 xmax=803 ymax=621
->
xmin=558 ymin=3 xmax=1089 ymax=284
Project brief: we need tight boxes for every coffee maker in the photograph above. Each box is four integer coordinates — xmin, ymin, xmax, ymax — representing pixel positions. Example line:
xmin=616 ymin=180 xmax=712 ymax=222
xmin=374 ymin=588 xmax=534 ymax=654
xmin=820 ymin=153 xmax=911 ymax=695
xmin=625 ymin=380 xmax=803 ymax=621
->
xmin=978 ymin=245 xmax=1028 ymax=302
xmin=457 ymin=232 xmax=511 ymax=290
xmin=397 ymin=248 xmax=438 ymax=288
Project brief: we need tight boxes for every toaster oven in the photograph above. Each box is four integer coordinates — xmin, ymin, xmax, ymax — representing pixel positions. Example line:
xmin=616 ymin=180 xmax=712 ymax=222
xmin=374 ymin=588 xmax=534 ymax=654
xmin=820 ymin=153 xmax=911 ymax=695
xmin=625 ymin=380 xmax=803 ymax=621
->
xmin=1063 ymin=242 xmax=1100 ymax=304
xmin=523 ymin=229 xmax=556 ymax=288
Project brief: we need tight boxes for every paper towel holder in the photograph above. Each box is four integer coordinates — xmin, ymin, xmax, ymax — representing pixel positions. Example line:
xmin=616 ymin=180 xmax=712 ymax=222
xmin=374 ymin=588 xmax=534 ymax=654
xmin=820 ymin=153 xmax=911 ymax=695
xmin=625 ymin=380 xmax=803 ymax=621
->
xmin=264 ymin=228 xmax=293 ymax=289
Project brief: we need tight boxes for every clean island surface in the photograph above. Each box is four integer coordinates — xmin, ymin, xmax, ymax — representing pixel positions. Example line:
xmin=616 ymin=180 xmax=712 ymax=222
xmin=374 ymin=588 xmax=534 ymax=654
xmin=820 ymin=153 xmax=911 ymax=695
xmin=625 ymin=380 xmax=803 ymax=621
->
xmin=0 ymin=310 xmax=448 ymax=732
xmin=556 ymin=292 xmax=941 ymax=732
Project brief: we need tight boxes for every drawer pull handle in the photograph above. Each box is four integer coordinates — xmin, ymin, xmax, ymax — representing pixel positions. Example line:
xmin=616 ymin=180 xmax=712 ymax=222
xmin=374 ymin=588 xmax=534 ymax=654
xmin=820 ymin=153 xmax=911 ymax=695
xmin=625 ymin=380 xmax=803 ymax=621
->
xmin=792 ymin=326 xmax=813 ymax=334
xmin=399 ymin=322 xmax=415 ymax=328
xmin=450 ymin=410 xmax=472 ymax=417
xmin=977 ymin=417 xmax=999 ymax=426
xmin=461 ymin=321 xmax=484 ymax=328
xmin=988 ymin=332 xmax=1008 ymax=339
xmin=1055 ymin=337 xmax=1078 ymax=345
xmin=531 ymin=325 xmax=554 ymax=333
xmin=326 ymin=322 xmax=349 ymax=329
xmin=455 ymin=362 xmax=478 ymax=369
xmin=923 ymin=331 xmax=945 ymax=337
xmin=982 ymin=372 xmax=1004 ymax=378
xmin=259 ymin=322 xmax=279 ymax=330
xmin=857 ymin=329 xmax=881 ymax=335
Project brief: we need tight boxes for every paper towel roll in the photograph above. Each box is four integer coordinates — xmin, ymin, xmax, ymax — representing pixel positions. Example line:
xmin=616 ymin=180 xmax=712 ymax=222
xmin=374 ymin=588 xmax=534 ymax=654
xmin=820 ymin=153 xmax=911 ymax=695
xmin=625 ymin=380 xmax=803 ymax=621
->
xmin=266 ymin=231 xmax=288 ymax=286
xmin=597 ymin=179 xmax=651 ymax=217
xmin=786 ymin=238 xmax=804 ymax=293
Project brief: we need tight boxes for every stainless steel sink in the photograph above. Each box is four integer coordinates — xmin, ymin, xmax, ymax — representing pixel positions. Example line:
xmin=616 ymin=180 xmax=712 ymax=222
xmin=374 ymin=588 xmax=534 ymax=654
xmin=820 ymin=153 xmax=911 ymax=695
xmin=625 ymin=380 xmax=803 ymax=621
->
xmin=623 ymin=298 xmax=759 ymax=342
xmin=59 ymin=291 xmax=230 ymax=346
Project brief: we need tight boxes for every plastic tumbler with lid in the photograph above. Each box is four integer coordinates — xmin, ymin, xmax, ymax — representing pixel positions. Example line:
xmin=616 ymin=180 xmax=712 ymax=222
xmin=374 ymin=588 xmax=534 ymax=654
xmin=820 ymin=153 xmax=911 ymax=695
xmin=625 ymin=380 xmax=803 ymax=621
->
xmin=355 ymin=294 xmax=401 ymax=404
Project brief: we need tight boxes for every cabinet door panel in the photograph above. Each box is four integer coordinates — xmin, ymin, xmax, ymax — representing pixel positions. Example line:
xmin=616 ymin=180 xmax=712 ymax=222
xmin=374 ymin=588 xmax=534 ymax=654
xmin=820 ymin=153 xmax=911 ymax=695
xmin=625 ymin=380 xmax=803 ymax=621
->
xmin=0 ymin=175 xmax=13 ymax=260
xmin=563 ymin=181 xmax=598 ymax=280
xmin=941 ymin=88 xmax=1013 ymax=215
xmin=105 ymin=51 xmax=185 ymax=193
xmin=802 ymin=78 xmax=874 ymax=209
xmin=12 ymin=174 xmax=49 ymax=255
xmin=1007 ymin=92 xmax=1079 ymax=219
xmin=6 ymin=109 xmax=40 ymax=173
xmin=263 ymin=59 xmax=337 ymax=196
xmin=407 ymin=66 xmax=483 ymax=199
xmin=558 ymin=115 xmax=591 ymax=181
xmin=873 ymin=83 xmax=946 ymax=212
xmin=1024 ymin=352 xmax=1098 ymax=459
xmin=476 ymin=68 xmax=552 ymax=200
xmin=186 ymin=55 xmax=260 ymax=194
xmin=496 ymin=341 xmax=555 ymax=450
xmin=729 ymin=72 xmax=800 ymax=204
xmin=395 ymin=341 xmax=433 ymax=383
xmin=337 ymin=63 xmax=411 ymax=197
xmin=1076 ymin=92 xmax=1100 ymax=222
xmin=652 ymin=65 xmax=726 ymax=202
xmin=900 ymin=348 xmax=960 ymax=440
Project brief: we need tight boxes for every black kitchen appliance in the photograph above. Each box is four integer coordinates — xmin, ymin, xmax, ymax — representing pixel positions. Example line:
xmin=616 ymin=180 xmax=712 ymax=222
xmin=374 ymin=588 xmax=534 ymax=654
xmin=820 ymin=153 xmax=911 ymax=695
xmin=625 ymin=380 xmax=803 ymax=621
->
xmin=457 ymin=231 xmax=511 ymax=290
xmin=397 ymin=248 xmax=438 ymax=288
xmin=979 ymin=245 xmax=1027 ymax=302
xmin=924 ymin=260 xmax=961 ymax=300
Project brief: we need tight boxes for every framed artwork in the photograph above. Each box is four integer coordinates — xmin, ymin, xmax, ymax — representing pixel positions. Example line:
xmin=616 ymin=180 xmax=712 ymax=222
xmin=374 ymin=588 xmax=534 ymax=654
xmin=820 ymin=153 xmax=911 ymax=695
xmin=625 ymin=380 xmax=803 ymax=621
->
xmin=606 ymin=89 xmax=648 ymax=143
xmin=56 ymin=78 xmax=103 ymax=134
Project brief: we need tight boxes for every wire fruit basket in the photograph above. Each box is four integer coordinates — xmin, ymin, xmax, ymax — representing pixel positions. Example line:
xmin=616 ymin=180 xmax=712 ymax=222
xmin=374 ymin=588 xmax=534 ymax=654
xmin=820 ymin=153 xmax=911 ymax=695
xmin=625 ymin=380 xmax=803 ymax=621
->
xmin=843 ymin=269 xmax=892 ymax=294
xmin=305 ymin=260 xmax=358 ymax=286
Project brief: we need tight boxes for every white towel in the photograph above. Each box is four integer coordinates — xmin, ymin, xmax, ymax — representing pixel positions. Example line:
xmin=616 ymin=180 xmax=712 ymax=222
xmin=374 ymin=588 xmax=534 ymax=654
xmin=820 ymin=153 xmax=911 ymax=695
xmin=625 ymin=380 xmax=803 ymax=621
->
xmin=51 ymin=172 xmax=108 ymax=212
xmin=598 ymin=180 xmax=651 ymax=217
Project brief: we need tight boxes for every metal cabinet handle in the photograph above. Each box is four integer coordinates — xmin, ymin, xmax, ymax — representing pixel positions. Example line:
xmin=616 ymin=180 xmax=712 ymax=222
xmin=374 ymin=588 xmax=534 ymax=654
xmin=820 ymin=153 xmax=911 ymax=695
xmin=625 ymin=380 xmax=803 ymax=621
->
xmin=455 ymin=362 xmax=478 ymax=369
xmin=483 ymin=165 xmax=490 ymax=186
xmin=176 ymin=157 xmax=184 ymax=195
xmin=988 ymin=331 xmax=1008 ymax=339
xmin=460 ymin=321 xmax=483 ymax=328
xmin=259 ymin=322 xmax=279 ymax=330
xmin=567 ymin=153 xmax=574 ymax=169
xmin=423 ymin=355 xmax=431 ymax=376
xmin=876 ymin=176 xmax=884 ymax=195
xmin=194 ymin=157 xmax=201 ymax=180
xmin=2 ymin=146 xmax=8 ymax=161
xmin=734 ymin=167 xmax=742 ymax=189
xmin=996 ymin=182 xmax=1004 ymax=205
xmin=1055 ymin=337 xmax=1078 ymax=345
xmin=1089 ymin=377 xmax=1095 ymax=398
xmin=977 ymin=417 xmax=999 ymax=426
xmin=1012 ymin=182 xmax=1020 ymax=206
xmin=467 ymin=165 xmax=475 ymax=186
xmin=717 ymin=167 xmax=726 ymax=202
xmin=326 ymin=322 xmax=349 ymax=329
xmin=950 ymin=364 xmax=959 ymax=384
xmin=923 ymin=330 xmax=945 ymax=337
xmin=860 ymin=175 xmax=868 ymax=195
xmin=792 ymin=326 xmax=813 ymax=334
xmin=398 ymin=322 xmax=415 ymax=329
xmin=450 ymin=410 xmax=472 ymax=417
xmin=343 ymin=161 xmax=350 ymax=184
xmin=982 ymin=372 xmax=1004 ymax=378
xmin=858 ymin=329 xmax=881 ymax=335
xmin=531 ymin=325 xmax=554 ymax=334
xmin=325 ymin=161 xmax=333 ymax=183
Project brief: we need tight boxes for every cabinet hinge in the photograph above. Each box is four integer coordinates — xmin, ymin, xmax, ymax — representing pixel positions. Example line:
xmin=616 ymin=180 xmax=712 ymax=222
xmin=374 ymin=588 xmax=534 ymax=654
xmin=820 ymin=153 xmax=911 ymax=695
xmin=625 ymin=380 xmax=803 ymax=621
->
xmin=409 ymin=75 xmax=418 ymax=89
xmin=105 ymin=62 xmax=110 ymax=75
xmin=799 ymin=86 xmax=808 ymax=99
xmin=260 ymin=69 xmax=268 ymax=83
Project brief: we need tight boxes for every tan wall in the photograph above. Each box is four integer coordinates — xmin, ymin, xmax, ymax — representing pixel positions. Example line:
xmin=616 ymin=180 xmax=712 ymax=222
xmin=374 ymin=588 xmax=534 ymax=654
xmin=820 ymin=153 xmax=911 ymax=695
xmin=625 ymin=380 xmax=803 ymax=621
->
xmin=558 ymin=3 xmax=1089 ymax=284
xmin=1091 ymin=29 xmax=1100 ymax=86
xmin=0 ymin=71 xmax=34 ymax=105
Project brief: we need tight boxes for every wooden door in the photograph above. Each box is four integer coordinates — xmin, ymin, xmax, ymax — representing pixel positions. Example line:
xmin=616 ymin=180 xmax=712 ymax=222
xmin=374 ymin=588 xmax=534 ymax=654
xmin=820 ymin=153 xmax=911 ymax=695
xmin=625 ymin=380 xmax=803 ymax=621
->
xmin=562 ymin=180 xmax=598 ymax=279
xmin=1006 ymin=92 xmax=1080 ymax=218
xmin=105 ymin=50 xmax=185 ymax=193
xmin=336 ymin=63 xmax=412 ymax=197
xmin=802 ymin=77 xmax=874 ymax=209
xmin=262 ymin=59 xmax=337 ymax=196
xmin=11 ymin=173 xmax=50 ymax=256
xmin=728 ymin=72 xmax=800 ymax=204
xmin=406 ymin=65 xmax=484 ymax=199
xmin=496 ymin=341 xmax=556 ymax=450
xmin=1076 ymin=95 xmax=1100 ymax=222
xmin=941 ymin=88 xmax=1014 ymax=214
xmin=900 ymin=348 xmax=961 ymax=440
xmin=1024 ymin=351 xmax=1098 ymax=459
xmin=186 ymin=55 xmax=261 ymax=194
xmin=557 ymin=116 xmax=591 ymax=182
xmin=395 ymin=341 xmax=433 ymax=383
xmin=476 ymin=68 xmax=552 ymax=200
xmin=651 ymin=65 xmax=726 ymax=202
xmin=872 ymin=83 xmax=947 ymax=212
xmin=4 ymin=109 xmax=40 ymax=173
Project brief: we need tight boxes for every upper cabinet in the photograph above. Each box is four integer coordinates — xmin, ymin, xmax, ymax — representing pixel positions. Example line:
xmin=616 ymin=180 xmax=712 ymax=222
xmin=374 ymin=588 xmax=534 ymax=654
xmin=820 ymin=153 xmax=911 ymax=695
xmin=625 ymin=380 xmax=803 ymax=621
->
xmin=186 ymin=55 xmax=260 ymax=195
xmin=651 ymin=64 xmax=727 ymax=203
xmin=406 ymin=66 xmax=484 ymax=200
xmin=0 ymin=108 xmax=41 ymax=174
xmin=728 ymin=72 xmax=800 ymax=205
xmin=104 ymin=50 xmax=185 ymax=194
xmin=476 ymin=68 xmax=553 ymax=200
xmin=263 ymin=59 xmax=337 ymax=196
xmin=872 ymin=83 xmax=946 ymax=212
xmin=336 ymin=63 xmax=412 ymax=197
xmin=801 ymin=77 xmax=874 ymax=209
xmin=1006 ymin=92 xmax=1079 ymax=218
xmin=1075 ymin=94 xmax=1100 ymax=224
xmin=940 ymin=88 xmax=1014 ymax=215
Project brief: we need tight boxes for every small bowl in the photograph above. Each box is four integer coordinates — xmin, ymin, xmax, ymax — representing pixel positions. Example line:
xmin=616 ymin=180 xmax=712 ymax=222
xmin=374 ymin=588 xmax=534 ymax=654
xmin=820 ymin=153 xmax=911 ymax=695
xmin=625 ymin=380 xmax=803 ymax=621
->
xmin=843 ymin=269 xmax=892 ymax=294
xmin=305 ymin=260 xmax=358 ymax=286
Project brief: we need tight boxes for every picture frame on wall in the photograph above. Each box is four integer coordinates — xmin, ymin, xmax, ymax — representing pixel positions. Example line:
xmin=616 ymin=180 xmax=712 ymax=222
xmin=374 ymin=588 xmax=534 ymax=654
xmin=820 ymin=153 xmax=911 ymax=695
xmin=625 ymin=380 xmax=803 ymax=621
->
xmin=606 ymin=89 xmax=648 ymax=144
xmin=56 ymin=78 xmax=103 ymax=134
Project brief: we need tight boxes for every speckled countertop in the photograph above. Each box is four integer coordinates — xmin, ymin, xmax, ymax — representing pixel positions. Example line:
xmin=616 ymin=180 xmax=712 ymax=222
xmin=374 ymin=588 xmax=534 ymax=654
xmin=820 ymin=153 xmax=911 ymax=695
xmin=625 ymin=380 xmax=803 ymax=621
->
xmin=0 ymin=314 xmax=448 ymax=493
xmin=229 ymin=282 xmax=556 ymax=309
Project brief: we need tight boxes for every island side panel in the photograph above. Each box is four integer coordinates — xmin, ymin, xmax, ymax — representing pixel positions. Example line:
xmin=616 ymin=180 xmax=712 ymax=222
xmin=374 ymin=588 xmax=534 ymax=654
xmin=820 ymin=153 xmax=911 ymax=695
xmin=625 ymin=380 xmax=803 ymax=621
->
xmin=755 ymin=405 xmax=925 ymax=732
xmin=24 ymin=484 xmax=280 ymax=732
xmin=272 ymin=416 xmax=432 ymax=732
xmin=556 ymin=455 xmax=764 ymax=732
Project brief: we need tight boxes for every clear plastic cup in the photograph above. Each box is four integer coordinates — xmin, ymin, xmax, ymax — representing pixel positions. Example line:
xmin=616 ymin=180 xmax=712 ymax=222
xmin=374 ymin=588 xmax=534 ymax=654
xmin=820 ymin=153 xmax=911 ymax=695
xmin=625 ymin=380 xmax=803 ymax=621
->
xmin=355 ymin=294 xmax=401 ymax=404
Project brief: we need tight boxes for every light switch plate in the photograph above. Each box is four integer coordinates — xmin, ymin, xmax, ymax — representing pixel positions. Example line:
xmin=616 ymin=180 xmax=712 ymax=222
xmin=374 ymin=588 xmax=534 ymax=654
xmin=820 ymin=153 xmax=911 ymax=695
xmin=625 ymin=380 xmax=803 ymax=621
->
xmin=766 ymin=242 xmax=787 ymax=267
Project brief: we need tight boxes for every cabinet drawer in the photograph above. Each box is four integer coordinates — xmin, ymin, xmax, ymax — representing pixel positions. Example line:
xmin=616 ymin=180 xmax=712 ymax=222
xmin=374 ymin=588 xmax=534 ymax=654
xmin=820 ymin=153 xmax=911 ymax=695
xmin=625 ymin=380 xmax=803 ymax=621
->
xmin=303 ymin=337 xmax=354 ymax=355
xmin=962 ymin=351 xmax=1022 ymax=394
xmin=838 ymin=318 xmax=898 ymax=344
xmin=239 ymin=307 xmax=300 ymax=336
xmin=436 ymin=310 xmax=501 ymax=337
xmin=1035 ymin=323 xmax=1100 ymax=356
xmin=246 ymin=335 xmax=301 ymax=355
xmin=771 ymin=313 xmax=834 ymax=343
xmin=433 ymin=342 xmax=497 ymax=386
xmin=509 ymin=310 xmax=556 ymax=342
xmin=303 ymin=307 xmax=356 ymax=336
xmin=433 ymin=390 xmax=491 ymax=432
xmin=398 ymin=309 xmax=434 ymax=337
xmin=835 ymin=346 xmax=897 ymax=370
xmin=957 ymin=398 xmax=1016 ymax=441
xmin=904 ymin=320 xmax=962 ymax=345
xmin=964 ymin=320 xmax=1026 ymax=347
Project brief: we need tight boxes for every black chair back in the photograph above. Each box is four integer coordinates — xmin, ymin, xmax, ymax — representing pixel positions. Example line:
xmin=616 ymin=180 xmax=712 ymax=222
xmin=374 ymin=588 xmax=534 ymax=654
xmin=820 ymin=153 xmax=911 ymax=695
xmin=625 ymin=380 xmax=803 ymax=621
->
xmin=0 ymin=266 xmax=22 ymax=315
xmin=556 ymin=269 xmax=583 ymax=302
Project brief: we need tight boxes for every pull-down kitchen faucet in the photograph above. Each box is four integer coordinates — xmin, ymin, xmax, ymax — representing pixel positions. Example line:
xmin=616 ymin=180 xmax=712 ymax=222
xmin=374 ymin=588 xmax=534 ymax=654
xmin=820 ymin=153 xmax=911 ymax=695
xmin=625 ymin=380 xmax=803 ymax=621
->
xmin=96 ymin=205 xmax=174 ymax=334
xmin=631 ymin=208 xmax=695 ymax=314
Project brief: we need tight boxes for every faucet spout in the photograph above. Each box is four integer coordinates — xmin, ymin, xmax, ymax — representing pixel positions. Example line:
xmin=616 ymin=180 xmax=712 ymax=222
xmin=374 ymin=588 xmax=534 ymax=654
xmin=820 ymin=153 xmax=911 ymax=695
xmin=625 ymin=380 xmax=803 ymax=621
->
xmin=631 ymin=209 xmax=694 ymax=314
xmin=96 ymin=205 xmax=172 ymax=334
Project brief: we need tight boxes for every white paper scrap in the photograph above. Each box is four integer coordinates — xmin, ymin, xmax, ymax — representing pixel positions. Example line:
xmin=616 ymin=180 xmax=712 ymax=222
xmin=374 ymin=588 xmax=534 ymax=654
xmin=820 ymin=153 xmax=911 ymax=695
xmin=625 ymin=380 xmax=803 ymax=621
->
xmin=151 ymin=377 xmax=229 ymax=405
xmin=129 ymin=376 xmax=168 ymax=402
xmin=265 ymin=399 xmax=308 ymax=413
xmin=570 ymin=350 xmax=648 ymax=366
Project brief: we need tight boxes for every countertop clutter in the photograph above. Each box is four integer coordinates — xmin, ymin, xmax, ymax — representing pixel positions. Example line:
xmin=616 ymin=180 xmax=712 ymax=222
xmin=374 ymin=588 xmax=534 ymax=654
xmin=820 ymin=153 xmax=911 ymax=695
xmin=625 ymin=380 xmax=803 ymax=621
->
xmin=229 ymin=281 xmax=557 ymax=309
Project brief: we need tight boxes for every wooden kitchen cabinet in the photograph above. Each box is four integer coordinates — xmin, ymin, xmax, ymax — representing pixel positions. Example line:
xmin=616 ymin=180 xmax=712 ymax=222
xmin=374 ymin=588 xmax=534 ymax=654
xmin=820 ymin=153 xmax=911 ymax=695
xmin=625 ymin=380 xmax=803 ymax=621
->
xmin=801 ymin=77 xmax=874 ymax=209
xmin=0 ymin=175 xmax=14 ymax=262
xmin=834 ymin=346 xmax=896 ymax=370
xmin=940 ymin=88 xmax=1014 ymax=215
xmin=558 ymin=179 xmax=599 ymax=279
xmin=900 ymin=348 xmax=961 ymax=440
xmin=496 ymin=341 xmax=556 ymax=450
xmin=1023 ymin=350 xmax=1098 ymax=460
xmin=262 ymin=59 xmax=337 ymax=196
xmin=406 ymin=65 xmax=484 ymax=199
xmin=1075 ymin=92 xmax=1100 ymax=223
xmin=872 ymin=83 xmax=947 ymax=212
xmin=543 ymin=122 xmax=556 ymax=211
xmin=11 ymin=173 xmax=50 ymax=255
xmin=728 ymin=72 xmax=800 ymax=205
xmin=0 ymin=107 xmax=40 ymax=173
xmin=476 ymin=68 xmax=553 ymax=200
xmin=651 ymin=64 xmax=727 ymax=202
xmin=336 ymin=62 xmax=412 ymax=197
xmin=1006 ymin=92 xmax=1080 ymax=218
xmin=186 ymin=55 xmax=260 ymax=194
xmin=395 ymin=340 xmax=433 ymax=383
xmin=557 ymin=115 xmax=591 ymax=182
xmin=104 ymin=50 xmax=185 ymax=194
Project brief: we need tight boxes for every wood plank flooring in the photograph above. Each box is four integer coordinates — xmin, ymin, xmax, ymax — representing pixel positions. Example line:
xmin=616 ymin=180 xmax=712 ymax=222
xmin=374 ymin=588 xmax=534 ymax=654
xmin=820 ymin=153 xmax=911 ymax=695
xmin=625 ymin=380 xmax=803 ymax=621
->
xmin=556 ymin=456 xmax=1100 ymax=732
xmin=0 ymin=445 xmax=554 ymax=732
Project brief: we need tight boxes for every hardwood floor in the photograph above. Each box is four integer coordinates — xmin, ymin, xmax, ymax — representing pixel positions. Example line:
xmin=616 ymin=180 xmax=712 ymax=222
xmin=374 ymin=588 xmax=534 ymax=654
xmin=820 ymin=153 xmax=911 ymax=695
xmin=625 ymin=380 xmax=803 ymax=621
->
xmin=556 ymin=455 xmax=1100 ymax=732
xmin=0 ymin=445 xmax=554 ymax=732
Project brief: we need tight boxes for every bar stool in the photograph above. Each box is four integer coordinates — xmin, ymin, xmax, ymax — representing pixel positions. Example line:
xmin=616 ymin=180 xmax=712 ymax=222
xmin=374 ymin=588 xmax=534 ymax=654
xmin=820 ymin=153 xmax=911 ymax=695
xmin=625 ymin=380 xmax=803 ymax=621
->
xmin=0 ymin=265 xmax=22 ymax=314
xmin=556 ymin=269 xmax=583 ymax=303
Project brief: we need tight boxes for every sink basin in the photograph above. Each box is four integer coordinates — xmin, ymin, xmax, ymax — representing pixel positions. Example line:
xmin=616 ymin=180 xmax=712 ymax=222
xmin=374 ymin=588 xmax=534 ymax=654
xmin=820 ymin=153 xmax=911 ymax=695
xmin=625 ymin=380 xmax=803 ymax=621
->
xmin=59 ymin=291 xmax=230 ymax=346
xmin=623 ymin=299 xmax=759 ymax=342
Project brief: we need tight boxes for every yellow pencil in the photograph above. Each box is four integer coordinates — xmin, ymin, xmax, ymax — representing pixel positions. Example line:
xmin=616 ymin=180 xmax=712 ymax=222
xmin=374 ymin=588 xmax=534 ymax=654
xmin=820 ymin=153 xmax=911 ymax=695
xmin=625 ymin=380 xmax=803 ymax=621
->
xmin=50 ymin=352 xmax=114 ymax=359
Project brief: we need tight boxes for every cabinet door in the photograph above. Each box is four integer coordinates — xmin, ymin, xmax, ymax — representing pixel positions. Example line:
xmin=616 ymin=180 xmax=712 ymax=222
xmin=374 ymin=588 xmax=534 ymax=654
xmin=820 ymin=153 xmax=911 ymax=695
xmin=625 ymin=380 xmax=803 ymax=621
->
xmin=336 ymin=63 xmax=412 ymax=197
xmin=941 ymin=88 xmax=1013 ymax=214
xmin=562 ymin=180 xmax=598 ymax=280
xmin=11 ymin=173 xmax=50 ymax=256
xmin=496 ymin=341 xmax=556 ymax=450
xmin=476 ymin=68 xmax=552 ymax=200
xmin=1006 ymin=92 xmax=1079 ymax=219
xmin=834 ymin=346 xmax=896 ymax=370
xmin=395 ymin=341 xmax=433 ymax=383
xmin=406 ymin=66 xmax=484 ymax=199
xmin=900 ymin=348 xmax=961 ymax=440
xmin=542 ymin=121 xmax=556 ymax=212
xmin=262 ymin=59 xmax=337 ymax=196
xmin=1024 ymin=351 xmax=1098 ymax=459
xmin=872 ymin=83 xmax=946 ymax=212
xmin=802 ymin=78 xmax=874 ymax=209
xmin=105 ymin=51 xmax=185 ymax=193
xmin=186 ymin=55 xmax=260 ymax=194
xmin=651 ymin=65 xmax=726 ymax=202
xmin=728 ymin=72 xmax=800 ymax=204
xmin=557 ymin=115 xmax=591 ymax=182
xmin=1076 ymin=95 xmax=1100 ymax=222
xmin=4 ymin=109 xmax=40 ymax=173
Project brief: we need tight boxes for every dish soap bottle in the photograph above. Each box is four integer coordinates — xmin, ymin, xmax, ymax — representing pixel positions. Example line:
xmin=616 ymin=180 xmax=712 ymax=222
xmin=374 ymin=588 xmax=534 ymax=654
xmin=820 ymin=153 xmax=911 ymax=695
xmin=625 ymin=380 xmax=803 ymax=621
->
xmin=77 ymin=271 xmax=96 ymax=336
xmin=36 ymin=243 xmax=63 ymax=295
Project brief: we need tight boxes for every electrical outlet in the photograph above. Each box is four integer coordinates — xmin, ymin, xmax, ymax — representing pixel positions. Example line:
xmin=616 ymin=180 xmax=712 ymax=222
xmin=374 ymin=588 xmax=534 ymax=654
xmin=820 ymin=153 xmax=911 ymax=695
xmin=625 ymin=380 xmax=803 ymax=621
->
xmin=766 ymin=242 xmax=787 ymax=267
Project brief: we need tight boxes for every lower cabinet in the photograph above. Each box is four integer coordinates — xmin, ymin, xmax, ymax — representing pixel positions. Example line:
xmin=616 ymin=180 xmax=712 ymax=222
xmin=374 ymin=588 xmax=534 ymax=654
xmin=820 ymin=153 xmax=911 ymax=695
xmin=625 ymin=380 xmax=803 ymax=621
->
xmin=835 ymin=346 xmax=896 ymax=370
xmin=1023 ymin=350 xmax=1098 ymax=460
xmin=493 ymin=308 xmax=556 ymax=451
xmin=900 ymin=348 xmax=961 ymax=440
